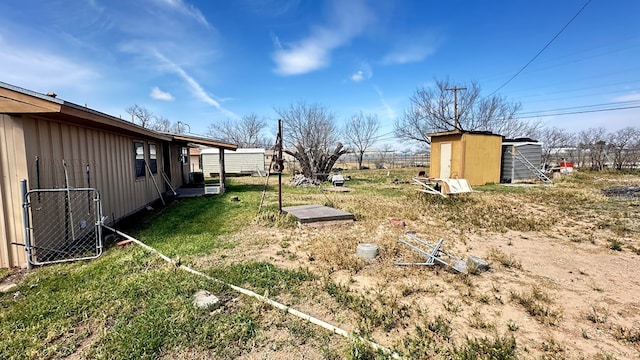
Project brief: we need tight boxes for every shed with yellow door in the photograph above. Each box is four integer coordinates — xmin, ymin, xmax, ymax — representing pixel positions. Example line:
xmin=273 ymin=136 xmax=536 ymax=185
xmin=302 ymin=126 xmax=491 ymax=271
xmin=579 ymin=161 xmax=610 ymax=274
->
xmin=428 ymin=130 xmax=502 ymax=186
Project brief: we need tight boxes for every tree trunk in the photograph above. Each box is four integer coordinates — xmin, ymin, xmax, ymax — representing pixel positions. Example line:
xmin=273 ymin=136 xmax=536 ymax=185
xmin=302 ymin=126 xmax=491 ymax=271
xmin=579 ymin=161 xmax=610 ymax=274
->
xmin=285 ymin=143 xmax=348 ymax=183
xmin=357 ymin=151 xmax=364 ymax=170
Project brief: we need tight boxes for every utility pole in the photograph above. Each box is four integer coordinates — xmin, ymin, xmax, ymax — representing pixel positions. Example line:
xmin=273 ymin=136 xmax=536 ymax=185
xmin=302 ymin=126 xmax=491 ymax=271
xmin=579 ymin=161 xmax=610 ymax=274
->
xmin=446 ymin=86 xmax=467 ymax=129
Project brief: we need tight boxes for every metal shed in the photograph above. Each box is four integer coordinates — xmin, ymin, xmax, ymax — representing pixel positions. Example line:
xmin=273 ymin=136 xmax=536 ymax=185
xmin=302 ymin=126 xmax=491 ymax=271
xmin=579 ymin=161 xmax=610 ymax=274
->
xmin=429 ymin=130 xmax=503 ymax=186
xmin=201 ymin=148 xmax=265 ymax=176
xmin=500 ymin=139 xmax=547 ymax=183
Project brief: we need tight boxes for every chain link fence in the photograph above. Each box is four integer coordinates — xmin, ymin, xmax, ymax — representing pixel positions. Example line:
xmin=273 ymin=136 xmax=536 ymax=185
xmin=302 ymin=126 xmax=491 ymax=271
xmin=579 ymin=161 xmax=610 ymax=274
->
xmin=23 ymin=185 xmax=103 ymax=266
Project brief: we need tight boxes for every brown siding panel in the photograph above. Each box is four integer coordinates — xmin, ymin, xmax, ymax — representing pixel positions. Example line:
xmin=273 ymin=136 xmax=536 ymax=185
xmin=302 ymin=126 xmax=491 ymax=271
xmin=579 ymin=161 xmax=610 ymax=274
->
xmin=7 ymin=116 xmax=172 ymax=266
xmin=0 ymin=115 xmax=28 ymax=268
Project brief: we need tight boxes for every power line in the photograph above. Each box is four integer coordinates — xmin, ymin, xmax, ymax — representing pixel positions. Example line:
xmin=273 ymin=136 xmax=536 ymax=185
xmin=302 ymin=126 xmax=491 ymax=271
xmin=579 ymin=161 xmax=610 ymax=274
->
xmin=518 ymin=99 xmax=640 ymax=116
xmin=489 ymin=0 xmax=592 ymax=96
xmin=515 ymin=104 xmax=640 ymax=120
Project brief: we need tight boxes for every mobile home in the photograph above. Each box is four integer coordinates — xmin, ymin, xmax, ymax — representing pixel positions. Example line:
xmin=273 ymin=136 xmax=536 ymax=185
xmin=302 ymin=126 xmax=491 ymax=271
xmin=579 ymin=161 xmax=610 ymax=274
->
xmin=201 ymin=148 xmax=265 ymax=176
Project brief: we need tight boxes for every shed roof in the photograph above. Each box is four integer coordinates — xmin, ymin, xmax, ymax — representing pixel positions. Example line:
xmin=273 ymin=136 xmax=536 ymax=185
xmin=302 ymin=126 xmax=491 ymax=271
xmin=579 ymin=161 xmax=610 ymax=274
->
xmin=428 ymin=129 xmax=502 ymax=138
xmin=502 ymin=141 xmax=541 ymax=147
xmin=201 ymin=147 xmax=264 ymax=154
xmin=0 ymin=81 xmax=237 ymax=150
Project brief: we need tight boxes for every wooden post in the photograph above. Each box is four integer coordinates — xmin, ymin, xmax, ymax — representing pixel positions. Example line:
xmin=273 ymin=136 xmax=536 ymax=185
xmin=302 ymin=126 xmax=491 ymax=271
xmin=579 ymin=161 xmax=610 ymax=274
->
xmin=278 ymin=119 xmax=283 ymax=213
xmin=446 ymin=86 xmax=467 ymax=129
xmin=219 ymin=148 xmax=226 ymax=193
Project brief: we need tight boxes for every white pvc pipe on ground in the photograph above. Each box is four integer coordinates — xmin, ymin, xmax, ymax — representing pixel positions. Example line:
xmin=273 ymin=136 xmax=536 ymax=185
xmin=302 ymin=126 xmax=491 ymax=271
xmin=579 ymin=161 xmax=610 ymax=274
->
xmin=101 ymin=224 xmax=400 ymax=359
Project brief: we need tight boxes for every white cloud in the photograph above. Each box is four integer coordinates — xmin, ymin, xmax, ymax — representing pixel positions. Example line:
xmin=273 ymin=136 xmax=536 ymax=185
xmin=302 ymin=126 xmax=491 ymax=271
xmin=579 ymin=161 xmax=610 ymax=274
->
xmin=0 ymin=34 xmax=99 ymax=91
xmin=272 ymin=0 xmax=374 ymax=75
xmin=350 ymin=62 xmax=373 ymax=82
xmin=373 ymin=85 xmax=396 ymax=120
xmin=382 ymin=31 xmax=441 ymax=65
xmin=270 ymin=32 xmax=283 ymax=50
xmin=613 ymin=92 xmax=640 ymax=103
xmin=150 ymin=86 xmax=175 ymax=101
xmin=152 ymin=51 xmax=240 ymax=119
xmin=155 ymin=0 xmax=210 ymax=28
xmin=241 ymin=0 xmax=301 ymax=17
xmin=351 ymin=71 xmax=365 ymax=82
xmin=382 ymin=44 xmax=437 ymax=65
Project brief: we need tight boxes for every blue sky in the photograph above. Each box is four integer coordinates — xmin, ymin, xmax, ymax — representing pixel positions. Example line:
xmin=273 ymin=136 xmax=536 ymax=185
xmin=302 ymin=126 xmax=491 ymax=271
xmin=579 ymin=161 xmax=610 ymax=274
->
xmin=1 ymin=0 xmax=638 ymax=147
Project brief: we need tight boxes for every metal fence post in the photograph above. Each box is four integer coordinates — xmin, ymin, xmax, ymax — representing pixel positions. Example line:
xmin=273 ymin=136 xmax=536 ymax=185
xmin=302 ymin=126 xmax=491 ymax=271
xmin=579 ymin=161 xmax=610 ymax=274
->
xmin=21 ymin=179 xmax=33 ymax=270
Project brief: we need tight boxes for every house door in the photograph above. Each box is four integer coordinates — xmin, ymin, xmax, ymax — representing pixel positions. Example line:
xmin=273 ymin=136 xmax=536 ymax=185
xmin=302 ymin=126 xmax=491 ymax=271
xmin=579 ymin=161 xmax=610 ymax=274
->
xmin=440 ymin=143 xmax=452 ymax=178
xmin=162 ymin=143 xmax=171 ymax=181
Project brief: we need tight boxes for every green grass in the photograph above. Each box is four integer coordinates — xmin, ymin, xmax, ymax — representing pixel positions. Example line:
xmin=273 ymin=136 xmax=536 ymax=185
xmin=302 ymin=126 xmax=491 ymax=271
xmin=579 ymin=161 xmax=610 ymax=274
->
xmin=0 ymin=247 xmax=257 ymax=359
xmin=128 ymin=182 xmax=262 ymax=257
xmin=207 ymin=262 xmax=315 ymax=296
xmin=0 ymin=268 xmax=11 ymax=281
xmin=0 ymin=180 xmax=318 ymax=359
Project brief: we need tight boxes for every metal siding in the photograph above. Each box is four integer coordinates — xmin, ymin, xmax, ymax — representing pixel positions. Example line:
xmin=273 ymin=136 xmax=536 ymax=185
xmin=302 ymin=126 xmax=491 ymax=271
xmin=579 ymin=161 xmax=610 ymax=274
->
xmin=21 ymin=116 xmax=166 ymax=231
xmin=0 ymin=115 xmax=28 ymax=268
xmin=202 ymin=153 xmax=220 ymax=176
xmin=172 ymin=145 xmax=182 ymax=189
xmin=1 ymin=112 xmax=211 ymax=267
xmin=501 ymin=144 xmax=542 ymax=182
xmin=169 ymin=144 xmax=183 ymax=189
xmin=201 ymin=149 xmax=265 ymax=176
xmin=167 ymin=144 xmax=183 ymax=189
xmin=500 ymin=146 xmax=513 ymax=182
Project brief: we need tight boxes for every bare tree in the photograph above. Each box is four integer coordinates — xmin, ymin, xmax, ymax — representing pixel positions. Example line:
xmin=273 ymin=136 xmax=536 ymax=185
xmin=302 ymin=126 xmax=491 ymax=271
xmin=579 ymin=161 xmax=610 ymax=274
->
xmin=535 ymin=127 xmax=575 ymax=166
xmin=126 ymin=104 xmax=155 ymax=128
xmin=207 ymin=113 xmax=269 ymax=147
xmin=376 ymin=143 xmax=394 ymax=169
xmin=275 ymin=101 xmax=347 ymax=181
xmin=150 ymin=116 xmax=176 ymax=133
xmin=344 ymin=112 xmax=379 ymax=170
xmin=394 ymin=79 xmax=534 ymax=145
xmin=125 ymin=104 xmax=185 ymax=132
xmin=578 ymin=127 xmax=609 ymax=170
xmin=608 ymin=127 xmax=639 ymax=170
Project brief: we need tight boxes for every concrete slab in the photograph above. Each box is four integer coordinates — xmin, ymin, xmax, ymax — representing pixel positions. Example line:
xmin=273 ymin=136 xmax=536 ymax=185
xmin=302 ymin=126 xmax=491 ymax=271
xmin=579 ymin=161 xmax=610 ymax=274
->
xmin=282 ymin=204 xmax=355 ymax=224
xmin=175 ymin=187 xmax=207 ymax=198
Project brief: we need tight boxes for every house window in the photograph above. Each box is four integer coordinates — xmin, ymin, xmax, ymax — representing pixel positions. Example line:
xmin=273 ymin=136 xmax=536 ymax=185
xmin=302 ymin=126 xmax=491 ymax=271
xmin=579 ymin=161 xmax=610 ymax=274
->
xmin=134 ymin=141 xmax=145 ymax=178
xmin=149 ymin=143 xmax=157 ymax=175
xmin=181 ymin=147 xmax=188 ymax=164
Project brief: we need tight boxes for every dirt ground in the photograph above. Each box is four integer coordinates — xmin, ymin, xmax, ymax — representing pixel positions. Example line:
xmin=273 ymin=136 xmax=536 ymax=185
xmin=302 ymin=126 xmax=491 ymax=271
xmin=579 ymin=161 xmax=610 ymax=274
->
xmin=193 ymin=175 xmax=640 ymax=359
xmin=203 ymin=228 xmax=639 ymax=359
xmin=4 ymin=173 xmax=639 ymax=359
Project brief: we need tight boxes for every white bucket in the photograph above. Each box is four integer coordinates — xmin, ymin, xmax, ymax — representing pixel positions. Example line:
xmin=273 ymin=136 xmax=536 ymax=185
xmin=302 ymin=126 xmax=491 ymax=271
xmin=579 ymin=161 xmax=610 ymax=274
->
xmin=356 ymin=243 xmax=379 ymax=259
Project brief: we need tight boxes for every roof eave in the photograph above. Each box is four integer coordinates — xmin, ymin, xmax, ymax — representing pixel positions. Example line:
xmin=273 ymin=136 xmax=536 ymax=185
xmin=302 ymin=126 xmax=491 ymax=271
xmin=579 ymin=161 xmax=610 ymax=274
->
xmin=170 ymin=134 xmax=238 ymax=150
xmin=60 ymin=103 xmax=172 ymax=141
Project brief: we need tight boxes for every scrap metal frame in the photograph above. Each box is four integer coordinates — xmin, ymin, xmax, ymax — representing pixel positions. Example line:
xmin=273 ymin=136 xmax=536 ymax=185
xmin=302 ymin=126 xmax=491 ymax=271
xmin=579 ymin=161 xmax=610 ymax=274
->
xmin=396 ymin=232 xmax=467 ymax=273
xmin=413 ymin=177 xmax=473 ymax=198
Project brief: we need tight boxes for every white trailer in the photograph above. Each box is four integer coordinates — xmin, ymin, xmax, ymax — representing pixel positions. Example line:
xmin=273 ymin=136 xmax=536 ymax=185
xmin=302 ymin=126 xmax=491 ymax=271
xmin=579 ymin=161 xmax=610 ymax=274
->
xmin=201 ymin=148 xmax=265 ymax=176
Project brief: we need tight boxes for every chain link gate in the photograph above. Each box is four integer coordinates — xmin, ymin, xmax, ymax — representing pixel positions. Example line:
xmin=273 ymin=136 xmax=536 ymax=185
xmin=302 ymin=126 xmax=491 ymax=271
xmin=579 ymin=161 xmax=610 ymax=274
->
xmin=22 ymin=184 xmax=104 ymax=266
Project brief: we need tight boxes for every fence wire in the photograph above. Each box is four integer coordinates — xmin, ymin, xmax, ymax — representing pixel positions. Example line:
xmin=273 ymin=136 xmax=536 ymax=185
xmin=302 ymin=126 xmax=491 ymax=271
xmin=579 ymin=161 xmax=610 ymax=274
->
xmin=24 ymin=188 xmax=103 ymax=266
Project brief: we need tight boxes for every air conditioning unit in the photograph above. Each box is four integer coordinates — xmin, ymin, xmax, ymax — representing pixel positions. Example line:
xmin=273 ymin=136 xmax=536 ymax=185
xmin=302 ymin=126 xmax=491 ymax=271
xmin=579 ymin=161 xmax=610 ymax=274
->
xmin=204 ymin=185 xmax=220 ymax=195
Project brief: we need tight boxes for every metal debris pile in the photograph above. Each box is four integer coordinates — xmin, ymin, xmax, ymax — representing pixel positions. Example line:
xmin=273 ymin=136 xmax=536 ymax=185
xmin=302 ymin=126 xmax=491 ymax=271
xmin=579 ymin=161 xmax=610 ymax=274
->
xmin=395 ymin=232 xmax=488 ymax=274
xmin=291 ymin=174 xmax=319 ymax=187
xmin=602 ymin=185 xmax=640 ymax=199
